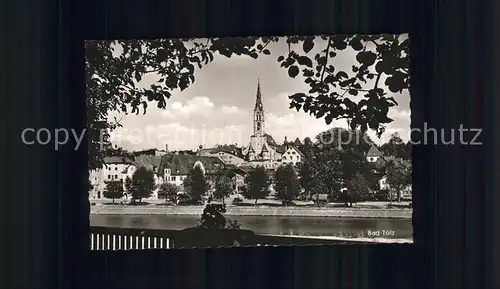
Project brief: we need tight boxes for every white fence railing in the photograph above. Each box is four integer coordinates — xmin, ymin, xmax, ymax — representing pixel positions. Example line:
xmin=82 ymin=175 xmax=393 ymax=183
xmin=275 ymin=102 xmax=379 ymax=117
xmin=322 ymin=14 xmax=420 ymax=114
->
xmin=90 ymin=232 xmax=173 ymax=250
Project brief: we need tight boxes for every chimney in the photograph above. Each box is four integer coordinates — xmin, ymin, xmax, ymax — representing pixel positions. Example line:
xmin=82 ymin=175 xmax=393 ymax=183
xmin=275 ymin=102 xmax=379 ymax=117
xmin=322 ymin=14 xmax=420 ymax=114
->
xmin=165 ymin=144 xmax=169 ymax=153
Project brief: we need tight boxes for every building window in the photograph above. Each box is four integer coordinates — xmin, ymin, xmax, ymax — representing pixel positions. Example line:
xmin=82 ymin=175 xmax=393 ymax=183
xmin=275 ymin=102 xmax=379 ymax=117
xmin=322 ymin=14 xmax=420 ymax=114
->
xmin=115 ymin=175 xmax=118 ymax=179
xmin=296 ymin=156 xmax=299 ymax=160
xmin=283 ymin=156 xmax=287 ymax=160
xmin=115 ymin=167 xmax=118 ymax=170
xmin=107 ymin=175 xmax=111 ymax=179
xmin=172 ymin=176 xmax=176 ymax=181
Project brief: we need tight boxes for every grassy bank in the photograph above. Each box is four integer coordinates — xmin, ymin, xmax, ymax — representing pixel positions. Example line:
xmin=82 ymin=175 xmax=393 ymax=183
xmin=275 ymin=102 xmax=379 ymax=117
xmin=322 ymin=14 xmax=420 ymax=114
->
xmin=90 ymin=204 xmax=412 ymax=219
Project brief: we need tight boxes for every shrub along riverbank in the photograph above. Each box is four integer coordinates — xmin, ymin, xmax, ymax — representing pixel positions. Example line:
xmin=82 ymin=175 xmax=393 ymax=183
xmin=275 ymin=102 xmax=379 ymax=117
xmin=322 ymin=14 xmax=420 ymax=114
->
xmin=90 ymin=204 xmax=412 ymax=219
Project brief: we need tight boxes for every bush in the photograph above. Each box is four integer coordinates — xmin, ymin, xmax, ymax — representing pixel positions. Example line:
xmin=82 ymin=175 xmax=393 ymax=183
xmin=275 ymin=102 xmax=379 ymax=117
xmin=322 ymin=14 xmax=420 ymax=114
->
xmin=177 ymin=194 xmax=203 ymax=206
xmin=232 ymin=197 xmax=243 ymax=205
xmin=226 ymin=220 xmax=242 ymax=229
xmin=376 ymin=189 xmax=390 ymax=201
xmin=281 ymin=200 xmax=296 ymax=206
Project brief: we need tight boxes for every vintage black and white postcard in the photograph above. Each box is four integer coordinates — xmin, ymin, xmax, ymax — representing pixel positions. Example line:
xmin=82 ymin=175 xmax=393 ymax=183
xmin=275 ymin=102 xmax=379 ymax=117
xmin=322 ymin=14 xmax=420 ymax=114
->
xmin=86 ymin=34 xmax=412 ymax=250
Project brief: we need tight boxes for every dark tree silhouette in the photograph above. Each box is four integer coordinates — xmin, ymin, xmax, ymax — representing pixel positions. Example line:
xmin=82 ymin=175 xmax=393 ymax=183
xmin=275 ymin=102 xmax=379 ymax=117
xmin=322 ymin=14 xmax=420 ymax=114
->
xmin=385 ymin=160 xmax=411 ymax=203
xmin=124 ymin=176 xmax=132 ymax=198
xmin=284 ymin=34 xmax=409 ymax=135
xmin=312 ymin=150 xmax=344 ymax=202
xmin=103 ymin=181 xmax=124 ymax=204
xmin=274 ymin=164 xmax=300 ymax=205
xmin=213 ymin=175 xmax=232 ymax=205
xmin=296 ymin=160 xmax=315 ymax=200
xmin=183 ymin=165 xmax=209 ymax=201
xmin=130 ymin=167 xmax=155 ymax=203
xmin=242 ymin=166 xmax=271 ymax=205
xmin=380 ymin=132 xmax=406 ymax=158
xmin=157 ymin=182 xmax=179 ymax=204
xmin=344 ymin=173 xmax=370 ymax=207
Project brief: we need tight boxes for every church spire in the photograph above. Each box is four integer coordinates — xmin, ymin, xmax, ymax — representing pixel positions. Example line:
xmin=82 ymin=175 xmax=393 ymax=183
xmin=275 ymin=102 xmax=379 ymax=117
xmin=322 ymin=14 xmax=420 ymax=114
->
xmin=254 ymin=78 xmax=263 ymax=111
xmin=253 ymin=78 xmax=265 ymax=136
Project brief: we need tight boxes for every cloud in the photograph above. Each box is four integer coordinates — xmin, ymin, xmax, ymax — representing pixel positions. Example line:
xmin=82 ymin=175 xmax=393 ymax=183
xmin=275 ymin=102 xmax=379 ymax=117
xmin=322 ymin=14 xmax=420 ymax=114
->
xmin=109 ymin=93 xmax=410 ymax=151
xmin=103 ymin=35 xmax=411 ymax=151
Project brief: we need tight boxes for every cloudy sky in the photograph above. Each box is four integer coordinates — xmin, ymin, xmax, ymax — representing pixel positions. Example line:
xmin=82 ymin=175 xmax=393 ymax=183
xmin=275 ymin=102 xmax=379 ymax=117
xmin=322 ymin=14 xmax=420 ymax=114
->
xmin=105 ymin=35 xmax=410 ymax=151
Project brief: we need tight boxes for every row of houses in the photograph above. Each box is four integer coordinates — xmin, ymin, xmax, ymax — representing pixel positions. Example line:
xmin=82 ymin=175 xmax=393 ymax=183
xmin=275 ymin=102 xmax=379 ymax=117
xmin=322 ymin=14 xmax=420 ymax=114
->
xmin=89 ymin=143 xmax=411 ymax=201
xmin=89 ymin=149 xmax=249 ymax=200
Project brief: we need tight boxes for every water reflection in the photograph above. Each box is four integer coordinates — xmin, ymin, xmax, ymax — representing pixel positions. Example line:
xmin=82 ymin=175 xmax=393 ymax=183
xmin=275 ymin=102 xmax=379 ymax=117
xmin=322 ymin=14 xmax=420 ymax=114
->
xmin=90 ymin=215 xmax=413 ymax=239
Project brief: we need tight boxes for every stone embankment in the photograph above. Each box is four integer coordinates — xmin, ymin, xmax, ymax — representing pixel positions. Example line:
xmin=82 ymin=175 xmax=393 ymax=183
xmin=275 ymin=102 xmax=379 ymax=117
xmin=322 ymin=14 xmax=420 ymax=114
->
xmin=90 ymin=205 xmax=412 ymax=219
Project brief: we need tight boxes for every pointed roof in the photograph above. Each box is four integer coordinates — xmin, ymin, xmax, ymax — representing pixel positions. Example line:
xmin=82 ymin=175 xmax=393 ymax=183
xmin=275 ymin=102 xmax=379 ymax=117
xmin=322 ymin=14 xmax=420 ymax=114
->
xmin=157 ymin=153 xmax=224 ymax=176
xmin=366 ymin=145 xmax=382 ymax=157
xmin=254 ymin=79 xmax=263 ymax=111
xmin=264 ymin=134 xmax=277 ymax=146
xmin=285 ymin=145 xmax=305 ymax=157
xmin=293 ymin=137 xmax=302 ymax=146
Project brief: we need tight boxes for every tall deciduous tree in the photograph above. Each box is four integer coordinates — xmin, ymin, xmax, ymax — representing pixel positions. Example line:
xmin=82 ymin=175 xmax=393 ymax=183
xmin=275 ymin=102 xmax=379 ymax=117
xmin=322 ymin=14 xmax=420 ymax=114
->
xmin=124 ymin=176 xmax=132 ymax=198
xmin=343 ymin=173 xmax=370 ymax=207
xmin=403 ymin=142 xmax=412 ymax=160
xmin=242 ymin=166 xmax=271 ymax=205
xmin=213 ymin=175 xmax=233 ymax=205
xmin=86 ymin=35 xmax=408 ymax=171
xmin=385 ymin=160 xmax=411 ymax=203
xmin=380 ymin=132 xmax=406 ymax=158
xmin=310 ymin=149 xmax=344 ymax=202
xmin=157 ymin=182 xmax=179 ymax=204
xmin=296 ymin=160 xmax=315 ymax=200
xmin=183 ymin=165 xmax=209 ymax=201
xmin=274 ymin=164 xmax=300 ymax=205
xmin=103 ymin=181 xmax=124 ymax=204
xmin=130 ymin=167 xmax=155 ymax=203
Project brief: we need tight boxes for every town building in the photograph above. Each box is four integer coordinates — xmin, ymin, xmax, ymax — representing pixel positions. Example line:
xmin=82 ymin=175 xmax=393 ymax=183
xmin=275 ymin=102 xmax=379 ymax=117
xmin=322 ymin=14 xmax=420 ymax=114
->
xmin=197 ymin=145 xmax=246 ymax=166
xmin=280 ymin=139 xmax=304 ymax=166
xmin=366 ymin=145 xmax=382 ymax=162
xmin=89 ymin=153 xmax=164 ymax=200
xmin=157 ymin=153 xmax=225 ymax=192
xmin=89 ymin=156 xmax=134 ymax=199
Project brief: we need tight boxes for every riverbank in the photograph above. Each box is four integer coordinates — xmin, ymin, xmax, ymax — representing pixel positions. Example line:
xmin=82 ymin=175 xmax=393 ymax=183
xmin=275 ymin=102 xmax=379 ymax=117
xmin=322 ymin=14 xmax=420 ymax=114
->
xmin=90 ymin=205 xmax=412 ymax=219
xmin=268 ymin=235 xmax=413 ymax=243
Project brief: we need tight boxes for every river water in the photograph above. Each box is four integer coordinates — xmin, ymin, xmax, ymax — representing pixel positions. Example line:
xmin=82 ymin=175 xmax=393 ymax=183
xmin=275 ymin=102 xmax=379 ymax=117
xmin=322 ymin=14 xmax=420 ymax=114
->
xmin=91 ymin=215 xmax=413 ymax=240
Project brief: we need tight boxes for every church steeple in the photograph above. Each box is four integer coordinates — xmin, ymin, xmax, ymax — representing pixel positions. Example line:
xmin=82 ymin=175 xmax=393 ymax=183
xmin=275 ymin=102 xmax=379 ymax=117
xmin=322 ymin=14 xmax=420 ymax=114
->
xmin=255 ymin=78 xmax=263 ymax=111
xmin=253 ymin=79 xmax=265 ymax=136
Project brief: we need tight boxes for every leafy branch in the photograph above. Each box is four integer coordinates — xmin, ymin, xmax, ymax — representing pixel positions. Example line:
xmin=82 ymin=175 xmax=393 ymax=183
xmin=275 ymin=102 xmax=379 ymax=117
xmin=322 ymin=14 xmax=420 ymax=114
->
xmin=86 ymin=35 xmax=409 ymax=170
